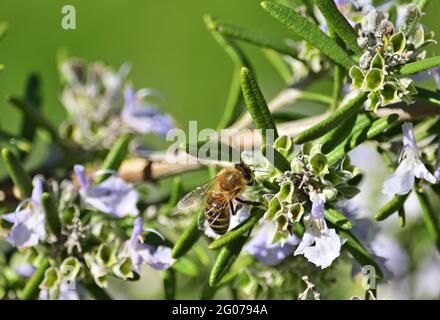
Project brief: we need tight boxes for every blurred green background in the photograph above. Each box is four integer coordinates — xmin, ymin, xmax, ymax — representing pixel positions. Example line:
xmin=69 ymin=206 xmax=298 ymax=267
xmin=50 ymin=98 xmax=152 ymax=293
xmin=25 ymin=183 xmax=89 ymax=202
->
xmin=1 ymin=0 xmax=440 ymax=299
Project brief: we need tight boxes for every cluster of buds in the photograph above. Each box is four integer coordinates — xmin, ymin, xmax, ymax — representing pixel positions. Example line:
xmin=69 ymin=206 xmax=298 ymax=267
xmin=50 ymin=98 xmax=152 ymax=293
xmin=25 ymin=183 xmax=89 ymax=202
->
xmin=350 ymin=5 xmax=436 ymax=111
xmin=59 ymin=58 xmax=175 ymax=150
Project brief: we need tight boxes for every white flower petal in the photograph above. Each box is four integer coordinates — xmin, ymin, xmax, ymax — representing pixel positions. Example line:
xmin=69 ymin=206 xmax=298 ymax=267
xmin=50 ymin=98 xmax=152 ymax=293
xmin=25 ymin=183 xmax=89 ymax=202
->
xmin=383 ymin=158 xmax=415 ymax=197
xmin=413 ymin=162 xmax=437 ymax=184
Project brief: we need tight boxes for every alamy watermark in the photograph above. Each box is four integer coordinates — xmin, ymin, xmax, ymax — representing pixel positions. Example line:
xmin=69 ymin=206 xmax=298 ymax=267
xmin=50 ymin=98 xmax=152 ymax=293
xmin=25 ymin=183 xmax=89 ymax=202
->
xmin=61 ymin=5 xmax=76 ymax=30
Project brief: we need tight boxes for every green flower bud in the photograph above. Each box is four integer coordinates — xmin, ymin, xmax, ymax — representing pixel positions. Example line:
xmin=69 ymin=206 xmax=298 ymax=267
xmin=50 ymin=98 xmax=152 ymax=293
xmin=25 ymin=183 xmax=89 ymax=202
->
xmin=264 ymin=196 xmax=283 ymax=221
xmin=370 ymin=54 xmax=385 ymax=71
xmin=97 ymin=243 xmax=117 ymax=267
xmin=273 ymin=135 xmax=293 ymax=157
xmin=276 ymin=180 xmax=295 ymax=203
xmin=309 ymin=153 xmax=329 ymax=177
xmin=362 ymin=68 xmax=385 ymax=92
xmin=60 ymin=257 xmax=81 ymax=281
xmin=290 ymin=158 xmax=304 ymax=174
xmin=112 ymin=257 xmax=135 ymax=280
xmin=399 ymin=4 xmax=421 ymax=36
xmin=389 ymin=32 xmax=406 ymax=54
xmin=287 ymin=203 xmax=304 ymax=223
xmin=40 ymin=267 xmax=60 ymax=290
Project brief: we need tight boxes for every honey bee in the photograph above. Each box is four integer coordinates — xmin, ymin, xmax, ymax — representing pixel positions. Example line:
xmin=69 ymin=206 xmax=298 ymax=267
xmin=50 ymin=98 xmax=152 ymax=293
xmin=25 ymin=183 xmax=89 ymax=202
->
xmin=177 ymin=162 xmax=258 ymax=235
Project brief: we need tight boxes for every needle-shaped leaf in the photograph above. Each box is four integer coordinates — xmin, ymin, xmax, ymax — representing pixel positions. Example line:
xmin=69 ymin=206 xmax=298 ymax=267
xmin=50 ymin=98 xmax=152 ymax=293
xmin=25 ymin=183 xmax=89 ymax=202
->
xmin=261 ymin=1 xmax=355 ymax=69
xmin=17 ymin=258 xmax=50 ymax=300
xmin=240 ymin=67 xmax=279 ymax=142
xmin=184 ymin=140 xmax=241 ymax=163
xmin=294 ymin=92 xmax=368 ymax=144
xmin=314 ymin=0 xmax=363 ymax=55
xmin=325 ymin=208 xmax=352 ymax=230
xmin=41 ymin=192 xmax=62 ymax=236
xmin=208 ymin=207 xmax=265 ymax=250
xmin=172 ymin=210 xmax=203 ymax=259
xmin=399 ymin=56 xmax=440 ymax=75
xmin=96 ymin=133 xmax=132 ymax=183
xmin=416 ymin=190 xmax=440 ymax=252
xmin=2 ymin=148 xmax=33 ymax=198
xmin=327 ymin=114 xmax=399 ymax=165
xmin=374 ymin=194 xmax=409 ymax=221
xmin=320 ymin=114 xmax=358 ymax=154
xmin=415 ymin=87 xmax=440 ymax=107
xmin=172 ymin=256 xmax=199 ymax=277
xmin=209 ymin=17 xmax=299 ymax=58
xmin=20 ymin=73 xmax=42 ymax=159
xmin=209 ymin=234 xmax=249 ymax=287
xmin=7 ymin=95 xmax=60 ymax=143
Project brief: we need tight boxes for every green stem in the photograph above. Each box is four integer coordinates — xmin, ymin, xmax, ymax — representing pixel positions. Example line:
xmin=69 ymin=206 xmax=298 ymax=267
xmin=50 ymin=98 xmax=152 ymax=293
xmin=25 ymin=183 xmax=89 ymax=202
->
xmin=18 ymin=258 xmax=50 ymax=300
xmin=374 ymin=195 xmax=409 ymax=221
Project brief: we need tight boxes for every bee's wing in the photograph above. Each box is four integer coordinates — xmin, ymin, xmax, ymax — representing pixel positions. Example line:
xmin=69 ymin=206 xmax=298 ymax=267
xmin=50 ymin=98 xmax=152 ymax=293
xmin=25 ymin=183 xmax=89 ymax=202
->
xmin=176 ymin=180 xmax=216 ymax=212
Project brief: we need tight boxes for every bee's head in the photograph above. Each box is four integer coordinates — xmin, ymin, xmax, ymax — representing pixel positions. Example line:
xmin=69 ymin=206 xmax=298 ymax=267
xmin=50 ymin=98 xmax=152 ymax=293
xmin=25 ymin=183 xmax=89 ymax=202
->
xmin=235 ymin=162 xmax=254 ymax=186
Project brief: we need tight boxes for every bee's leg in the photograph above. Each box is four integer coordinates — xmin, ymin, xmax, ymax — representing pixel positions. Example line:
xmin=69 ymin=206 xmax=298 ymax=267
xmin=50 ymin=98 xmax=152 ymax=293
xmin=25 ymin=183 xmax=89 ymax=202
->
xmin=230 ymin=201 xmax=236 ymax=216
xmin=236 ymin=198 xmax=262 ymax=207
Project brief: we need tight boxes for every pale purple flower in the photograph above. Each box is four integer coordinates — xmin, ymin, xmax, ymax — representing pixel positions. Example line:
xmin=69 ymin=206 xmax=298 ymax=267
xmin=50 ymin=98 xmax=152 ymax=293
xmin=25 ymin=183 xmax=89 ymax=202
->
xmin=14 ymin=263 xmax=35 ymax=278
xmin=74 ymin=164 xmax=139 ymax=218
xmin=245 ymin=221 xmax=299 ymax=266
xmin=39 ymin=281 xmax=79 ymax=300
xmin=383 ymin=123 xmax=437 ymax=197
xmin=294 ymin=193 xmax=343 ymax=269
xmin=122 ymin=86 xmax=174 ymax=137
xmin=121 ymin=217 xmax=174 ymax=272
xmin=1 ymin=177 xmax=46 ymax=249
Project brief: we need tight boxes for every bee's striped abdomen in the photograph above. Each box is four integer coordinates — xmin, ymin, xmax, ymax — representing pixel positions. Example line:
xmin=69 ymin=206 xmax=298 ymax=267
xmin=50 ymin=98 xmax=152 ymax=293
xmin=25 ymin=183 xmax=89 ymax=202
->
xmin=205 ymin=192 xmax=230 ymax=235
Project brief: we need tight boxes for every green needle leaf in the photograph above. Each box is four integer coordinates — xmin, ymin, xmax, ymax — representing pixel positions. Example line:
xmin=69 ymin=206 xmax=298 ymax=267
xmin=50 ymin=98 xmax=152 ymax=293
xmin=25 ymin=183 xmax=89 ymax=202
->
xmin=325 ymin=208 xmax=352 ymax=230
xmin=19 ymin=73 xmax=42 ymax=159
xmin=209 ymin=17 xmax=299 ymax=58
xmin=208 ymin=207 xmax=265 ymax=250
xmin=294 ymin=92 xmax=368 ymax=144
xmin=399 ymin=56 xmax=440 ymax=75
xmin=41 ymin=192 xmax=62 ymax=235
xmin=314 ymin=0 xmax=363 ymax=55
xmin=327 ymin=113 xmax=399 ymax=165
xmin=184 ymin=140 xmax=240 ymax=163
xmin=7 ymin=95 xmax=60 ymax=143
xmin=415 ymin=87 xmax=440 ymax=107
xmin=96 ymin=133 xmax=132 ymax=183
xmin=2 ymin=147 xmax=33 ymax=198
xmin=261 ymin=1 xmax=355 ymax=69
xmin=209 ymin=234 xmax=249 ymax=287
xmin=415 ymin=190 xmax=440 ymax=252
xmin=18 ymin=258 xmax=50 ymax=300
xmin=161 ymin=269 xmax=176 ymax=300
xmin=172 ymin=210 xmax=203 ymax=259
xmin=240 ymin=67 xmax=279 ymax=142
xmin=374 ymin=195 xmax=409 ymax=221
